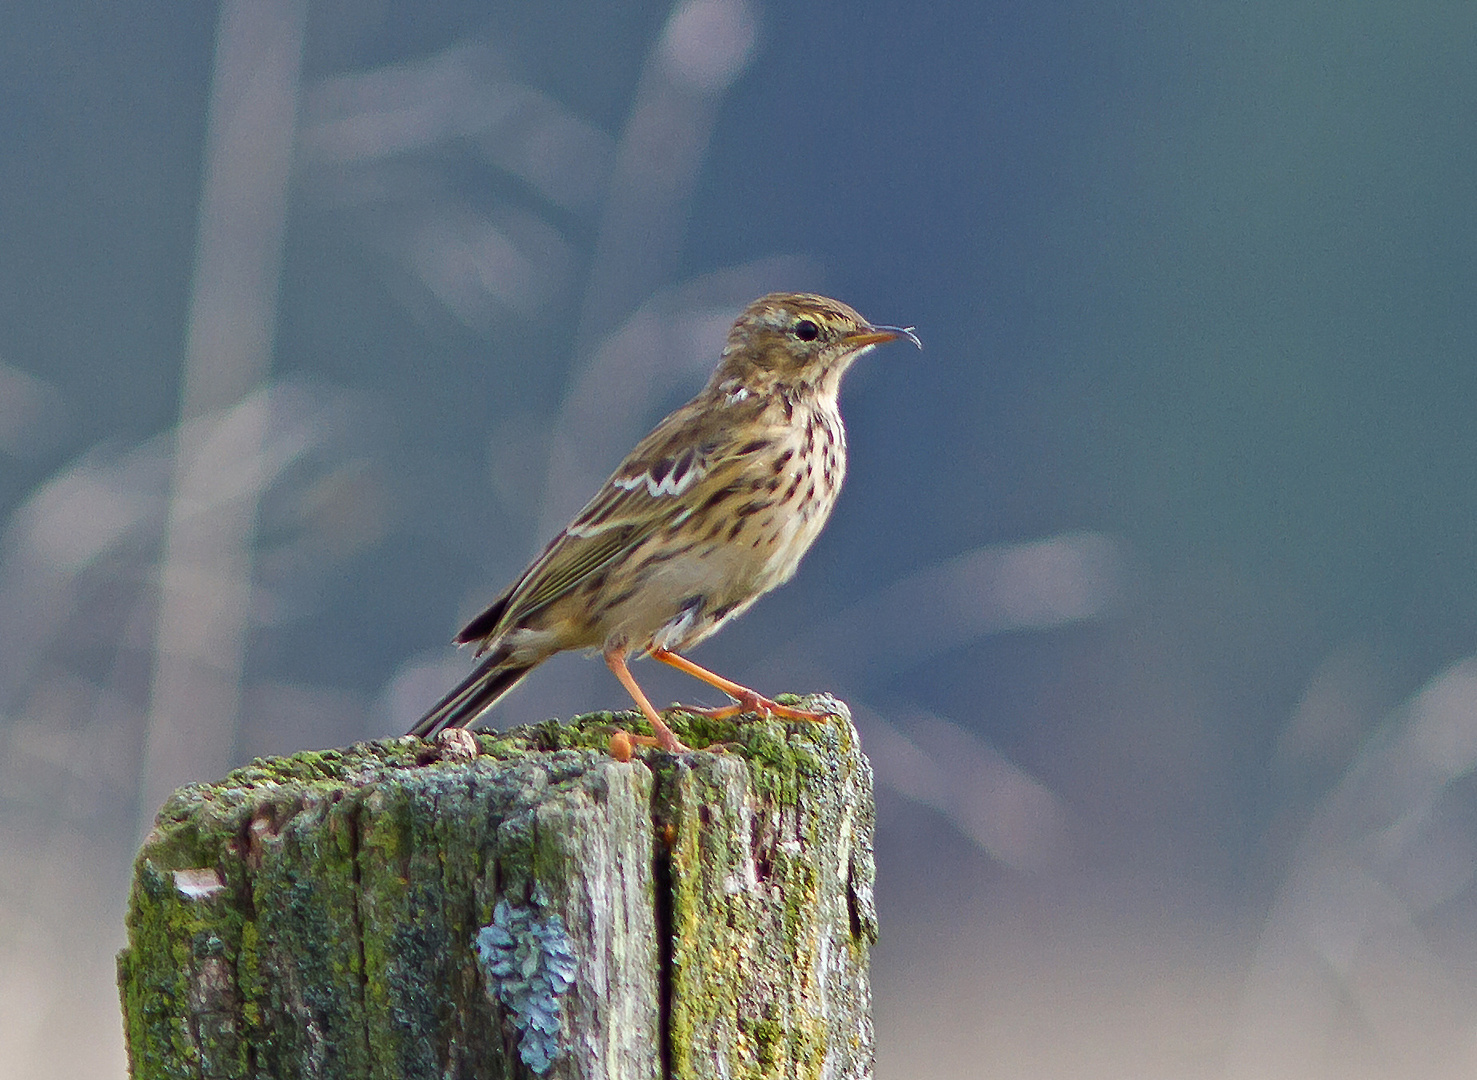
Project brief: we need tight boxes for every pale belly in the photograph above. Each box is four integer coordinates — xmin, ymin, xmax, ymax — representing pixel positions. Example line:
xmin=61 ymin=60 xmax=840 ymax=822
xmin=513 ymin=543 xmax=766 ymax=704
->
xmin=607 ymin=486 xmax=838 ymax=654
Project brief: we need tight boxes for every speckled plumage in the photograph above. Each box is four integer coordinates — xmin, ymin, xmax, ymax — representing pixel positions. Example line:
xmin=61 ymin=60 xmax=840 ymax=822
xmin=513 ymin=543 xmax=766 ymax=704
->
xmin=410 ymin=292 xmax=919 ymax=751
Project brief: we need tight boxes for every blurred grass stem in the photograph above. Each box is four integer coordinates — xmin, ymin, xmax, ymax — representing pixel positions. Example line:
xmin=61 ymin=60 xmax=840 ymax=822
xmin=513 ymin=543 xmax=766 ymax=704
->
xmin=137 ymin=0 xmax=307 ymax=836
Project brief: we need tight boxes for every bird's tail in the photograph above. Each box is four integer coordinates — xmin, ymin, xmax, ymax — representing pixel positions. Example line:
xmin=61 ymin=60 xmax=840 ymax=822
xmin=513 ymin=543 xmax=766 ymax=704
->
xmin=407 ymin=647 xmax=537 ymax=738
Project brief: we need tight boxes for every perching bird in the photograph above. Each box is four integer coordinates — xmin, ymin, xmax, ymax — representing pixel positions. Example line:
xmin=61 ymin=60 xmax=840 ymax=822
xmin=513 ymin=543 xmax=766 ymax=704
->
xmin=410 ymin=292 xmax=920 ymax=753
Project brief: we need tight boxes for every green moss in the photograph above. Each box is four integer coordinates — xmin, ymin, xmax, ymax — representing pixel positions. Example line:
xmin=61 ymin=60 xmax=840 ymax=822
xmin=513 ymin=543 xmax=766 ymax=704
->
xmin=118 ymin=848 xmax=255 ymax=1078
xmin=237 ymin=920 xmax=261 ymax=1030
xmin=748 ymin=1018 xmax=782 ymax=1067
xmin=652 ymin=695 xmax=869 ymax=1079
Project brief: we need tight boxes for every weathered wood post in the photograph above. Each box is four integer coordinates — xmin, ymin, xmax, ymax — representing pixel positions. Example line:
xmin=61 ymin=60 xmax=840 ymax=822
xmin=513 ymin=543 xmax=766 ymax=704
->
xmin=117 ymin=696 xmax=878 ymax=1079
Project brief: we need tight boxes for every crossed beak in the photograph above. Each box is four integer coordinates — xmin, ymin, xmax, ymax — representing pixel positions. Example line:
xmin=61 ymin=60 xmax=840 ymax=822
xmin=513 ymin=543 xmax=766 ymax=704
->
xmin=845 ymin=324 xmax=923 ymax=350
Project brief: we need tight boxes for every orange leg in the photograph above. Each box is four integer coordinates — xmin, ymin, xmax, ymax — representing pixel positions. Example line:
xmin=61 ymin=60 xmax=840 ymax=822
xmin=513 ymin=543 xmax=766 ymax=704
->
xmin=651 ymin=648 xmax=834 ymax=723
xmin=605 ymin=647 xmax=690 ymax=753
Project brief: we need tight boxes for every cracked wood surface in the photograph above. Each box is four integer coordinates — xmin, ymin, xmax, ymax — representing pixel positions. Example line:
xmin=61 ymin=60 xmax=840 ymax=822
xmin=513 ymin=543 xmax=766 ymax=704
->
xmin=117 ymin=698 xmax=877 ymax=1080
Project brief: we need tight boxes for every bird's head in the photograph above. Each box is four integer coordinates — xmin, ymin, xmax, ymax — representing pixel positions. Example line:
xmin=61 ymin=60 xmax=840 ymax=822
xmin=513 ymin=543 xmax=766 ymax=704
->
xmin=710 ymin=292 xmax=920 ymax=401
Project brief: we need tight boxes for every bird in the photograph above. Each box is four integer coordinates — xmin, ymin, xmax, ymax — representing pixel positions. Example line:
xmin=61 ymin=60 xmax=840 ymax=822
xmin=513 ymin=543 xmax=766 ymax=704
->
xmin=409 ymin=292 xmax=920 ymax=753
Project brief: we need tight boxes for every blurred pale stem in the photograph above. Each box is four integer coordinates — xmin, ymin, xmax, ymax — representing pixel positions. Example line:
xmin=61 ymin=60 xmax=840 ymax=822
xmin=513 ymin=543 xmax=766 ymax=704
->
xmin=573 ymin=0 xmax=758 ymax=358
xmin=138 ymin=0 xmax=307 ymax=831
xmin=1228 ymin=657 xmax=1477 ymax=1078
xmin=537 ymin=0 xmax=760 ymax=546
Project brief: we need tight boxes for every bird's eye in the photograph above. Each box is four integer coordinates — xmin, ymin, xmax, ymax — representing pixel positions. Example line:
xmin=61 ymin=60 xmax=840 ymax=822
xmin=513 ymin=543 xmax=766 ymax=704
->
xmin=793 ymin=319 xmax=820 ymax=341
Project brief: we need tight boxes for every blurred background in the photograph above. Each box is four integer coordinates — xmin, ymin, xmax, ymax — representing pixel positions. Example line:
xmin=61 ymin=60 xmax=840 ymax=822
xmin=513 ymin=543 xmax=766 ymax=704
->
xmin=3 ymin=0 xmax=1477 ymax=1076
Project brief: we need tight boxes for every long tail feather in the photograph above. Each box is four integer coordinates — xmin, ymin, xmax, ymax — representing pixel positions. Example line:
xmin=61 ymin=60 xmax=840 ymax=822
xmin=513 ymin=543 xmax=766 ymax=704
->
xmin=407 ymin=648 xmax=537 ymax=738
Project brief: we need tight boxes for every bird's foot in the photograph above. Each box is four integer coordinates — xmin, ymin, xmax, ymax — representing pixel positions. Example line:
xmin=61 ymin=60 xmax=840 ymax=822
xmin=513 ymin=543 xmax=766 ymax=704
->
xmin=680 ymin=690 xmax=833 ymax=724
xmin=608 ymin=726 xmax=691 ymax=761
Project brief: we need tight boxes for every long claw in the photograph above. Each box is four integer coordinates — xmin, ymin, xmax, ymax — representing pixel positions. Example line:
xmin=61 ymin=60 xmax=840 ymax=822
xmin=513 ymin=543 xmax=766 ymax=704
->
xmin=679 ymin=692 xmax=832 ymax=724
xmin=650 ymin=649 xmax=833 ymax=725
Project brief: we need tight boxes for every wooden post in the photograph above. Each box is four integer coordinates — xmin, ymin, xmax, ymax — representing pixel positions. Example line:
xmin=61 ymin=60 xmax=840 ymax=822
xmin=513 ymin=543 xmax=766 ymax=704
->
xmin=117 ymin=696 xmax=878 ymax=1080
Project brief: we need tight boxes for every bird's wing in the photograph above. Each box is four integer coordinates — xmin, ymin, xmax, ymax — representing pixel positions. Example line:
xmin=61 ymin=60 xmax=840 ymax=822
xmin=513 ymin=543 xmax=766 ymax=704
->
xmin=465 ymin=397 xmax=769 ymax=643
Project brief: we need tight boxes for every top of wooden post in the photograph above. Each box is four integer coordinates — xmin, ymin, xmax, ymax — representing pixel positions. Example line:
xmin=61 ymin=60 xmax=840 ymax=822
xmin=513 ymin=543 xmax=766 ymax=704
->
xmin=120 ymin=696 xmax=878 ymax=1080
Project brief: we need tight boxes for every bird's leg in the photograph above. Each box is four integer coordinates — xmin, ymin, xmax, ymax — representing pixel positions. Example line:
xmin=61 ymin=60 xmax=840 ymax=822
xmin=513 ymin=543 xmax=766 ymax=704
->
xmin=605 ymin=647 xmax=690 ymax=753
xmin=651 ymin=648 xmax=834 ymax=723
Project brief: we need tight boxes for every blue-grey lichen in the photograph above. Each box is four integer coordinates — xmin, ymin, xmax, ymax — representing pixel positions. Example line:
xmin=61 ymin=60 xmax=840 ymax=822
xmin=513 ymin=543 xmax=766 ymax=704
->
xmin=474 ymin=895 xmax=579 ymax=1074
